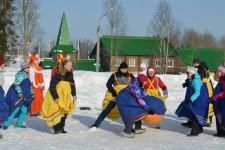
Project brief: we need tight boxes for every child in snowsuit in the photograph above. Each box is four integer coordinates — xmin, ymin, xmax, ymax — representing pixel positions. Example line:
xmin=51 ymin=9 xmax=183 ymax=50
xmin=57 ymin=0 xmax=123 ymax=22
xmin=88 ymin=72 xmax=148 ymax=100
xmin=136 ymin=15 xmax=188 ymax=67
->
xmin=90 ymin=62 xmax=135 ymax=129
xmin=0 ymin=57 xmax=8 ymax=139
xmin=42 ymin=60 xmax=76 ymax=134
xmin=2 ymin=62 xmax=34 ymax=130
xmin=210 ymin=65 xmax=225 ymax=137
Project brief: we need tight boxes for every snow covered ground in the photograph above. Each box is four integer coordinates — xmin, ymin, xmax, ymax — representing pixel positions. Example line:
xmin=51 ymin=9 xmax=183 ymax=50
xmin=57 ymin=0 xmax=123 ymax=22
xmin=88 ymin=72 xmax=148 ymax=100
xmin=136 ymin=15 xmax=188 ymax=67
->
xmin=1 ymin=65 xmax=224 ymax=150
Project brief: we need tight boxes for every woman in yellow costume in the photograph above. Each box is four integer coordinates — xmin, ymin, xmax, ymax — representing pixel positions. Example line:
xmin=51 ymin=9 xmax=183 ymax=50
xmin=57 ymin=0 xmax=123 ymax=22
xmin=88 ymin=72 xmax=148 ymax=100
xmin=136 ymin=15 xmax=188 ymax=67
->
xmin=90 ymin=62 xmax=135 ymax=129
xmin=42 ymin=60 xmax=76 ymax=134
xmin=144 ymin=66 xmax=168 ymax=129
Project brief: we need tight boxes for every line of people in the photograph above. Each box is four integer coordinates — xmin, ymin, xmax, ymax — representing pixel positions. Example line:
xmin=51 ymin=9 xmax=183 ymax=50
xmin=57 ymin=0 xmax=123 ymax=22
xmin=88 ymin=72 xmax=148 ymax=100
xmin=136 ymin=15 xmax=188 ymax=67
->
xmin=1 ymin=56 xmax=225 ymax=139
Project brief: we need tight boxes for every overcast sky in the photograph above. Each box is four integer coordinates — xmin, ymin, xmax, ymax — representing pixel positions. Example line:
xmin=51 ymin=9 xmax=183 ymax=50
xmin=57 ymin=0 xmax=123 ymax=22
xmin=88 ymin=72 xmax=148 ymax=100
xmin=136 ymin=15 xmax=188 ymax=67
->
xmin=38 ymin=0 xmax=225 ymax=47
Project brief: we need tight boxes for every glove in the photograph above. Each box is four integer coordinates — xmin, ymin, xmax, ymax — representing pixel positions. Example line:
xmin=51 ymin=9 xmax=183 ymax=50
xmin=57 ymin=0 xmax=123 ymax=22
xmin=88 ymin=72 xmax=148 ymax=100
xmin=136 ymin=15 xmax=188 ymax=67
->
xmin=18 ymin=93 xmax=23 ymax=99
xmin=182 ymin=78 xmax=189 ymax=88
xmin=184 ymin=99 xmax=191 ymax=104
xmin=112 ymin=92 xmax=117 ymax=97
xmin=147 ymin=109 xmax=154 ymax=115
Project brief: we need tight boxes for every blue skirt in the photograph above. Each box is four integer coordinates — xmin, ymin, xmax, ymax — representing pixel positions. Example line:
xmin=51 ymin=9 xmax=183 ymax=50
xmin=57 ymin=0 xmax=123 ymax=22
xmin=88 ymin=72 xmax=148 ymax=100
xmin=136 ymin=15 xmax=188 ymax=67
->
xmin=0 ymin=86 xmax=9 ymax=123
xmin=175 ymin=83 xmax=209 ymax=126
xmin=212 ymin=83 xmax=225 ymax=132
xmin=117 ymin=88 xmax=165 ymax=125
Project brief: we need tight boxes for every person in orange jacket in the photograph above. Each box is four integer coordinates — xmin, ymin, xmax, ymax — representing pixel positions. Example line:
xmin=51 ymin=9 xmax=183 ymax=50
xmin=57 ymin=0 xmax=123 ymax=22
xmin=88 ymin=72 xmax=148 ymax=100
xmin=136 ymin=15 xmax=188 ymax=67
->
xmin=144 ymin=66 xmax=168 ymax=129
xmin=28 ymin=54 xmax=45 ymax=116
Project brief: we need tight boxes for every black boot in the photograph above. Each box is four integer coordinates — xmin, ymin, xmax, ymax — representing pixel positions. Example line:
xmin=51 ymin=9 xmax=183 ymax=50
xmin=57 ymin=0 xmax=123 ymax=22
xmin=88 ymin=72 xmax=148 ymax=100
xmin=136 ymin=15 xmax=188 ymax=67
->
xmin=61 ymin=128 xmax=67 ymax=134
xmin=181 ymin=120 xmax=192 ymax=128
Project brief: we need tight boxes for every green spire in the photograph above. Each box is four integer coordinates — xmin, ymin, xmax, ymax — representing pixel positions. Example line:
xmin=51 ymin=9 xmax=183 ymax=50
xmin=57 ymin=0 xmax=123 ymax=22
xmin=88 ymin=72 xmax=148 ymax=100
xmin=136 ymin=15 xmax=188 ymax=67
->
xmin=56 ymin=12 xmax=71 ymax=45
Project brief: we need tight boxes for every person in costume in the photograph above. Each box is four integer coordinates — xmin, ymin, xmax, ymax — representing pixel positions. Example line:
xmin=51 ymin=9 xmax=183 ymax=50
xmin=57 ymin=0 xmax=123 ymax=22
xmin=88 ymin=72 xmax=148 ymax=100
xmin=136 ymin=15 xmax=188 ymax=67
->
xmin=2 ymin=62 xmax=34 ymax=130
xmin=139 ymin=63 xmax=147 ymax=75
xmin=28 ymin=54 xmax=45 ymax=116
xmin=0 ymin=57 xmax=8 ymax=139
xmin=51 ymin=53 xmax=70 ymax=78
xmin=175 ymin=66 xmax=209 ymax=136
xmin=144 ymin=66 xmax=168 ymax=129
xmin=42 ymin=60 xmax=76 ymax=134
xmin=117 ymin=74 xmax=166 ymax=138
xmin=90 ymin=62 xmax=135 ymax=129
xmin=210 ymin=65 xmax=225 ymax=137
xmin=181 ymin=60 xmax=214 ymax=128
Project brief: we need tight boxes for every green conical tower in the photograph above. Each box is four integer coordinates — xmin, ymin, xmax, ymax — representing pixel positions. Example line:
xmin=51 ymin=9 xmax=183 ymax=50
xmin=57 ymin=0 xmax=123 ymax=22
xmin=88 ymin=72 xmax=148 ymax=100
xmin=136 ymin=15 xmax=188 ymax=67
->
xmin=51 ymin=13 xmax=76 ymax=53
xmin=56 ymin=12 xmax=71 ymax=45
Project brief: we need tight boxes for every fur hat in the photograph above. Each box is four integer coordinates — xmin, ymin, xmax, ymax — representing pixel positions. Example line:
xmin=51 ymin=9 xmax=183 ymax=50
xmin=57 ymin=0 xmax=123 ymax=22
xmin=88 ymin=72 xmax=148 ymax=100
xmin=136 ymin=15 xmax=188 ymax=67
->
xmin=140 ymin=63 xmax=147 ymax=69
xmin=20 ymin=61 xmax=30 ymax=69
xmin=187 ymin=66 xmax=198 ymax=74
xmin=29 ymin=55 xmax=38 ymax=63
xmin=0 ymin=57 xmax=6 ymax=66
xmin=192 ymin=58 xmax=201 ymax=64
xmin=137 ymin=74 xmax=148 ymax=83
xmin=119 ymin=62 xmax=128 ymax=69
xmin=217 ymin=65 xmax=225 ymax=75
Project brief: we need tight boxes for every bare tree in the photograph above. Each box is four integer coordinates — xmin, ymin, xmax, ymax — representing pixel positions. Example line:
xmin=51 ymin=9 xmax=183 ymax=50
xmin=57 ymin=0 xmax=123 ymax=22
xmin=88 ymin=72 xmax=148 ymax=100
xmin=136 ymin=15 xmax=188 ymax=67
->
xmin=201 ymin=30 xmax=216 ymax=48
xmin=14 ymin=0 xmax=39 ymax=60
xmin=181 ymin=28 xmax=201 ymax=48
xmin=74 ymin=38 xmax=95 ymax=59
xmin=103 ymin=0 xmax=128 ymax=36
xmin=102 ymin=0 xmax=128 ymax=71
xmin=147 ymin=0 xmax=180 ymax=74
xmin=218 ymin=35 xmax=225 ymax=48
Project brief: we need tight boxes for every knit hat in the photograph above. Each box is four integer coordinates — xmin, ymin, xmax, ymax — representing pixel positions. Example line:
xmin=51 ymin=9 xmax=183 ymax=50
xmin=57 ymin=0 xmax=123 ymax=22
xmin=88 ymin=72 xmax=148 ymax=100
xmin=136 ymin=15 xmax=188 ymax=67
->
xmin=137 ymin=74 xmax=148 ymax=83
xmin=192 ymin=58 xmax=201 ymax=64
xmin=20 ymin=61 xmax=30 ymax=69
xmin=29 ymin=55 xmax=38 ymax=63
xmin=140 ymin=63 xmax=147 ymax=69
xmin=0 ymin=57 xmax=6 ymax=66
xmin=187 ymin=66 xmax=198 ymax=74
xmin=217 ymin=65 xmax=225 ymax=75
xmin=119 ymin=62 xmax=128 ymax=69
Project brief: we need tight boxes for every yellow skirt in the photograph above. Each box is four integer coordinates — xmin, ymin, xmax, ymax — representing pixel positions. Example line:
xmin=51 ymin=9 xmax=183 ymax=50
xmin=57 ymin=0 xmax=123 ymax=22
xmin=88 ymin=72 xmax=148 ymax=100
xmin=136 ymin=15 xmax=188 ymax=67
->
xmin=102 ymin=85 xmax=127 ymax=120
xmin=42 ymin=81 xmax=76 ymax=126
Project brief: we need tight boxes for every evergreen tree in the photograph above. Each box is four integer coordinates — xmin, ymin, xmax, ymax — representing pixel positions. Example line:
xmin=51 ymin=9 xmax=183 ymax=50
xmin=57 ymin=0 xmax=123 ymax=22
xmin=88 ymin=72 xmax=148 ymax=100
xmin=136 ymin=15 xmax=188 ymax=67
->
xmin=0 ymin=0 xmax=16 ymax=57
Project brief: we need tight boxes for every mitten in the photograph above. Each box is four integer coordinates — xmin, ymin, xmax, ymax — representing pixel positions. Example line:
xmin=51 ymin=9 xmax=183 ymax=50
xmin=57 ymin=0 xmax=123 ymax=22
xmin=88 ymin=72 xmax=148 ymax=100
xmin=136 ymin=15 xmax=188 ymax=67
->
xmin=18 ymin=93 xmax=23 ymax=99
xmin=184 ymin=99 xmax=191 ymax=104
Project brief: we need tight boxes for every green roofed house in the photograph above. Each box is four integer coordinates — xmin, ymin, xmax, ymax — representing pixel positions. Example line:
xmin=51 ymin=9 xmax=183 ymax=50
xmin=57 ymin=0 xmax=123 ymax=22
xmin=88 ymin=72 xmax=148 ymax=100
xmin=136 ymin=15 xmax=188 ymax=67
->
xmin=50 ymin=13 xmax=77 ymax=63
xmin=176 ymin=47 xmax=225 ymax=73
xmin=90 ymin=35 xmax=178 ymax=73
xmin=74 ymin=59 xmax=104 ymax=72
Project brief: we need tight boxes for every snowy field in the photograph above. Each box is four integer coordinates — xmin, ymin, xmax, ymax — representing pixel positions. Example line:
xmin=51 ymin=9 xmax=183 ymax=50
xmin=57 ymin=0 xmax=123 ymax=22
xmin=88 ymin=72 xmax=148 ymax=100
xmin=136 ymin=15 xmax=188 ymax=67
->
xmin=0 ymin=65 xmax=224 ymax=150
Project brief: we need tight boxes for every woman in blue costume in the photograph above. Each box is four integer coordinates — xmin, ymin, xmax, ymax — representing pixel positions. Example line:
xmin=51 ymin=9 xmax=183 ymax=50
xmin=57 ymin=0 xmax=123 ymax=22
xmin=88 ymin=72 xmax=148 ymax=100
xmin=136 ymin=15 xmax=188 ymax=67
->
xmin=0 ymin=57 xmax=8 ymax=139
xmin=2 ymin=62 xmax=34 ymax=130
xmin=176 ymin=67 xmax=209 ymax=136
xmin=117 ymin=74 xmax=166 ymax=138
xmin=210 ymin=65 xmax=225 ymax=137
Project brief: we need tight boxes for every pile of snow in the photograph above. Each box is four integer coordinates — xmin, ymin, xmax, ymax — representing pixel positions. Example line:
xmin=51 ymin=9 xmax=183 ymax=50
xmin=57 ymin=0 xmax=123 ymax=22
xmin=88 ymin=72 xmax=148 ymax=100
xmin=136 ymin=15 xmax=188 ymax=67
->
xmin=1 ymin=68 xmax=224 ymax=150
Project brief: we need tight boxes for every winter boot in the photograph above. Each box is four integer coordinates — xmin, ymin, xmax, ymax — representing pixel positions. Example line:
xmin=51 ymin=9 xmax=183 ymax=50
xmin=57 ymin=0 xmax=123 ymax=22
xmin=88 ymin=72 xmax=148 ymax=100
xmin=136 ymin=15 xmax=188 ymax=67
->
xmin=121 ymin=131 xmax=135 ymax=138
xmin=61 ymin=128 xmax=67 ymax=134
xmin=16 ymin=125 xmax=27 ymax=128
xmin=181 ymin=120 xmax=192 ymax=128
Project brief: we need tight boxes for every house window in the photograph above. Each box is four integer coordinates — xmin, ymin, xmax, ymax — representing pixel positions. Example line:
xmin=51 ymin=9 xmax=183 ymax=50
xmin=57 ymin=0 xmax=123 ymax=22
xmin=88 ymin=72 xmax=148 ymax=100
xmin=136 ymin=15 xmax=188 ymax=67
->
xmin=155 ymin=59 xmax=160 ymax=67
xmin=167 ymin=59 xmax=174 ymax=67
xmin=115 ymin=58 xmax=122 ymax=66
xmin=142 ymin=59 xmax=149 ymax=66
xmin=129 ymin=59 xmax=135 ymax=67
